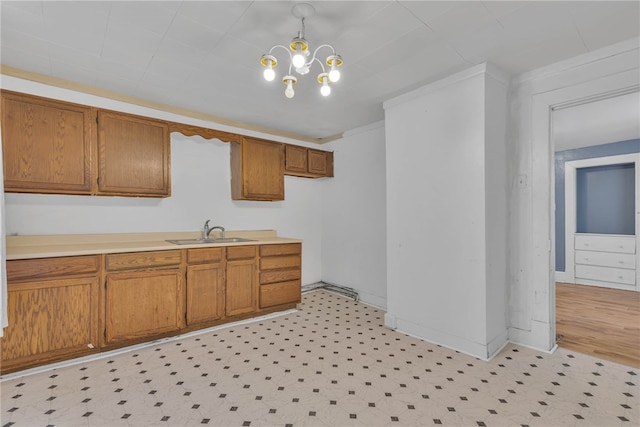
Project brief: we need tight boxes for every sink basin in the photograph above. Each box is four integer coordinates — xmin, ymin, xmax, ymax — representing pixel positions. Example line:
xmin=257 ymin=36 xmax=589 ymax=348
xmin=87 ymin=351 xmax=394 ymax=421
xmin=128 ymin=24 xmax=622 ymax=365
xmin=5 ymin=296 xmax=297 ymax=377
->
xmin=166 ymin=237 xmax=256 ymax=245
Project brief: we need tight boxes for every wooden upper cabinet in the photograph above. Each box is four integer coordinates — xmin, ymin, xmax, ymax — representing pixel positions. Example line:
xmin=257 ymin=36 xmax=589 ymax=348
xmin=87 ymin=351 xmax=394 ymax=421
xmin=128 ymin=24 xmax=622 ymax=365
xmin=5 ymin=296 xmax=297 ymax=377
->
xmin=97 ymin=111 xmax=170 ymax=197
xmin=309 ymin=149 xmax=330 ymax=176
xmin=1 ymin=91 xmax=172 ymax=198
xmin=231 ymin=136 xmax=284 ymax=201
xmin=285 ymin=144 xmax=307 ymax=174
xmin=1 ymin=90 xmax=93 ymax=194
xmin=284 ymin=144 xmax=334 ymax=178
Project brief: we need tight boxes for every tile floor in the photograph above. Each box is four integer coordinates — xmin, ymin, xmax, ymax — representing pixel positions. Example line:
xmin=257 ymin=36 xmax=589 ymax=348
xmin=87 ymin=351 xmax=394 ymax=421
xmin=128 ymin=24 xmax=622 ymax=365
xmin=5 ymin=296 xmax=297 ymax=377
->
xmin=1 ymin=290 xmax=638 ymax=427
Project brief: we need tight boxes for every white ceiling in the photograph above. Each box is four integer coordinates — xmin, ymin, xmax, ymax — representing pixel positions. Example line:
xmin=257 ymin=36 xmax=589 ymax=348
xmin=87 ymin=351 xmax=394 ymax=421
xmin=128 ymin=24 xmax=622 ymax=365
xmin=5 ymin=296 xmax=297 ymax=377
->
xmin=1 ymin=1 xmax=639 ymax=141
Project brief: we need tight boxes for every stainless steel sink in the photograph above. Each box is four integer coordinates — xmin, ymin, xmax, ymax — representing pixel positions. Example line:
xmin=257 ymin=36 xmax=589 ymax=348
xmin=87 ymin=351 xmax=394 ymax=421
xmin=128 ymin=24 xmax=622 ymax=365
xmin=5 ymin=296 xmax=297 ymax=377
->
xmin=166 ymin=237 xmax=256 ymax=245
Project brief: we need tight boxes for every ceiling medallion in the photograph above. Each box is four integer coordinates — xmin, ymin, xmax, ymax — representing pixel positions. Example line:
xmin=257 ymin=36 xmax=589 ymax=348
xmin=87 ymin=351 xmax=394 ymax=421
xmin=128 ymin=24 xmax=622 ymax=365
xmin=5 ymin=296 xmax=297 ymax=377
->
xmin=260 ymin=3 xmax=343 ymax=99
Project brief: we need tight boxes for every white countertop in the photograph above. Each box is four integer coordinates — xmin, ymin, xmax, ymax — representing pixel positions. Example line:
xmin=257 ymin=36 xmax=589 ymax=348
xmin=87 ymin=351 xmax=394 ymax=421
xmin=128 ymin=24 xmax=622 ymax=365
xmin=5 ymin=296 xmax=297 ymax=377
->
xmin=6 ymin=230 xmax=302 ymax=260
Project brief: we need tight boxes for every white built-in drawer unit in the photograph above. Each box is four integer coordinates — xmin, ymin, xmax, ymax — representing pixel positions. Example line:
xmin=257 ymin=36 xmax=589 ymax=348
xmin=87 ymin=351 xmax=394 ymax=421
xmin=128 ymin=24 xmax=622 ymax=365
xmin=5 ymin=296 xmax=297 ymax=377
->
xmin=574 ymin=233 xmax=636 ymax=288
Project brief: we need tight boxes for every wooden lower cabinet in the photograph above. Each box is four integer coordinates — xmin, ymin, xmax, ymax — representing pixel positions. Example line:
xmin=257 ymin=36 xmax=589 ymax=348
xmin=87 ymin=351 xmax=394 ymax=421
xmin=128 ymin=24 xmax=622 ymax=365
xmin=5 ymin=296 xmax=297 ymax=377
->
xmin=104 ymin=250 xmax=183 ymax=346
xmin=1 ymin=256 xmax=100 ymax=373
xmin=2 ymin=243 xmax=302 ymax=373
xmin=259 ymin=243 xmax=302 ymax=308
xmin=105 ymin=270 xmax=182 ymax=345
xmin=186 ymin=248 xmax=225 ymax=326
xmin=226 ymin=246 xmax=258 ymax=316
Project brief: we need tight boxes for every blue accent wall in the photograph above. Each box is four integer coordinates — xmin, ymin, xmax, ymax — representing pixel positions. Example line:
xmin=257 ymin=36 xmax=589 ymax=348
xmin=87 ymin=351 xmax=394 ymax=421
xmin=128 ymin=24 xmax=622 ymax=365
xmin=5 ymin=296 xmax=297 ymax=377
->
xmin=555 ymin=139 xmax=640 ymax=272
xmin=576 ymin=163 xmax=635 ymax=235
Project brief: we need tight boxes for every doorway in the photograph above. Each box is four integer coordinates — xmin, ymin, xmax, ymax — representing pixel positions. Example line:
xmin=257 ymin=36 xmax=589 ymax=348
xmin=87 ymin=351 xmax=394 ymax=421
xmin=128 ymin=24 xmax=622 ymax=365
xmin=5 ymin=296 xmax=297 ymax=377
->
xmin=552 ymin=92 xmax=640 ymax=367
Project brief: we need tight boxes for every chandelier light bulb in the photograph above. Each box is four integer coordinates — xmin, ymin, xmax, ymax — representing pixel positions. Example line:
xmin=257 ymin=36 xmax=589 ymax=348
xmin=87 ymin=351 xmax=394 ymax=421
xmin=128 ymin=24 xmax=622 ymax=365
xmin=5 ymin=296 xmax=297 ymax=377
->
xmin=263 ymin=67 xmax=275 ymax=81
xmin=292 ymin=50 xmax=306 ymax=68
xmin=327 ymin=55 xmax=342 ymax=82
xmin=260 ymin=55 xmax=277 ymax=82
xmin=283 ymin=75 xmax=297 ymax=99
xmin=329 ymin=67 xmax=341 ymax=82
xmin=285 ymin=81 xmax=295 ymax=98
xmin=318 ymin=73 xmax=331 ymax=97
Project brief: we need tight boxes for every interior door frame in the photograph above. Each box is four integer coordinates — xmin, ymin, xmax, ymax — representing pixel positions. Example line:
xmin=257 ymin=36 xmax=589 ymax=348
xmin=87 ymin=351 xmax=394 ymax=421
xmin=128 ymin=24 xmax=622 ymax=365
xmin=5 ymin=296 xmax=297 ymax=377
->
xmin=564 ymin=153 xmax=640 ymax=289
xmin=531 ymin=70 xmax=639 ymax=351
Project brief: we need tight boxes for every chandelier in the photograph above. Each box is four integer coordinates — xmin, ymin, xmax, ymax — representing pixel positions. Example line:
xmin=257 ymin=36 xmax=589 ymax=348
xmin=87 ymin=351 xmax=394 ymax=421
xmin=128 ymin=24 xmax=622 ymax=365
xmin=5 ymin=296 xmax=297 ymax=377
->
xmin=260 ymin=3 xmax=343 ymax=99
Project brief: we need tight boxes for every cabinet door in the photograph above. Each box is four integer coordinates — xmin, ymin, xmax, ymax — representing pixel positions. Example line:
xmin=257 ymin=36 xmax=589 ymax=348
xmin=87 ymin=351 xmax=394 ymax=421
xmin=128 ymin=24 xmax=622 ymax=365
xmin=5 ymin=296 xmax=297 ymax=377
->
xmin=308 ymin=149 xmax=328 ymax=176
xmin=1 ymin=91 xmax=93 ymax=194
xmin=226 ymin=258 xmax=257 ymax=317
xmin=285 ymin=144 xmax=307 ymax=173
xmin=97 ymin=111 xmax=170 ymax=197
xmin=105 ymin=270 xmax=182 ymax=344
xmin=186 ymin=263 xmax=225 ymax=325
xmin=1 ymin=277 xmax=99 ymax=373
xmin=231 ymin=136 xmax=284 ymax=201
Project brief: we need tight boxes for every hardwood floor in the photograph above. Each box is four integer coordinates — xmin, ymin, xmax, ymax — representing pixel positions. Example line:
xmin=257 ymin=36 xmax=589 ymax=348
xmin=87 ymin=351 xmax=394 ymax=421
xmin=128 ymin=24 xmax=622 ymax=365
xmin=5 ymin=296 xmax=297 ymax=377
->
xmin=556 ymin=282 xmax=640 ymax=367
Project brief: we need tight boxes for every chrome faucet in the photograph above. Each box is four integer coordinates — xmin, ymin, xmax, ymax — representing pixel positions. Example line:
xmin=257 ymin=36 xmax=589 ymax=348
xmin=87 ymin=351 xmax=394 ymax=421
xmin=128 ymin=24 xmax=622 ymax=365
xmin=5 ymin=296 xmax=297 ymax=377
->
xmin=203 ymin=220 xmax=225 ymax=239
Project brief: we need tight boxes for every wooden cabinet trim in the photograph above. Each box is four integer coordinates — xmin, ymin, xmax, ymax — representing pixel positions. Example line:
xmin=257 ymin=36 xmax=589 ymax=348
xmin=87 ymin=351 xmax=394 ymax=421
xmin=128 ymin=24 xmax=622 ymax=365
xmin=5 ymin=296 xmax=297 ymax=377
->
xmin=169 ymin=122 xmax=242 ymax=143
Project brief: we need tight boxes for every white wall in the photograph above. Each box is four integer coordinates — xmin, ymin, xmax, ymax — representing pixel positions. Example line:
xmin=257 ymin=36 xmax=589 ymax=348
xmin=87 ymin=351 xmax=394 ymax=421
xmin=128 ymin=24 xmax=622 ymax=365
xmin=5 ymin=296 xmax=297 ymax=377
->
xmin=383 ymin=64 xmax=508 ymax=360
xmin=321 ymin=122 xmax=387 ymax=308
xmin=1 ymin=76 xmax=324 ymax=285
xmin=507 ymin=38 xmax=640 ymax=350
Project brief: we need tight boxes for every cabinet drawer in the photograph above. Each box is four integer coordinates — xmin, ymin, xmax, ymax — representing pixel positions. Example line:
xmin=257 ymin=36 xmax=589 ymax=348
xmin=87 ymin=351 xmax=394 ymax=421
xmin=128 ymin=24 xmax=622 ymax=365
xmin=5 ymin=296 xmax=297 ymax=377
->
xmin=260 ymin=280 xmax=301 ymax=308
xmin=260 ymin=254 xmax=301 ymax=271
xmin=7 ymin=256 xmax=100 ymax=282
xmin=187 ymin=247 xmax=224 ymax=265
xmin=260 ymin=269 xmax=301 ymax=285
xmin=227 ymin=245 xmax=257 ymax=260
xmin=106 ymin=250 xmax=182 ymax=271
xmin=575 ymin=250 xmax=636 ymax=270
xmin=575 ymin=234 xmax=635 ymax=254
xmin=260 ymin=243 xmax=301 ymax=257
xmin=575 ymin=264 xmax=636 ymax=285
